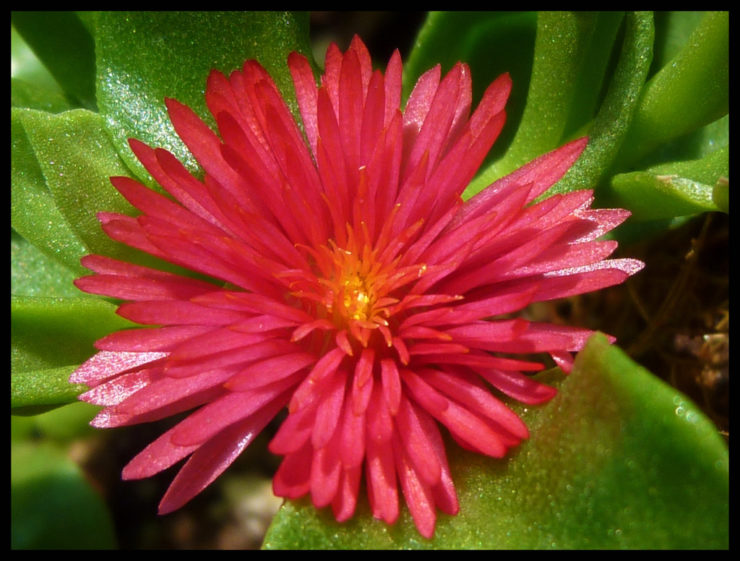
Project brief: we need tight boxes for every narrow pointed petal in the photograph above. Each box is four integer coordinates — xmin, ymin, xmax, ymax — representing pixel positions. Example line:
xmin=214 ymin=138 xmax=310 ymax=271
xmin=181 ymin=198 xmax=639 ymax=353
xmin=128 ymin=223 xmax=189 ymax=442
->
xmin=456 ymin=137 xmax=588 ymax=227
xmin=158 ymin=394 xmax=286 ymax=514
xmin=70 ymin=350 xmax=166 ymax=387
xmin=393 ymin=433 xmax=438 ymax=539
xmin=288 ymin=51 xmax=320 ymax=155
xmin=332 ymin=465 xmax=362 ymax=522
xmin=310 ymin=443 xmax=342 ymax=508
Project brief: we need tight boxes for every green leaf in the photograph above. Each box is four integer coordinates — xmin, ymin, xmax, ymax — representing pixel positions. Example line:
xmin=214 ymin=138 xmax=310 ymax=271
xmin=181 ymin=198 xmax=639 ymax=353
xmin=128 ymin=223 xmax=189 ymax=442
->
xmin=263 ymin=334 xmax=728 ymax=549
xmin=11 ymin=77 xmax=72 ymax=113
xmin=605 ymin=147 xmax=728 ymax=221
xmin=712 ymin=177 xmax=729 ymax=213
xmin=11 ymin=441 xmax=117 ymax=549
xmin=503 ymin=12 xmax=601 ymax=162
xmin=94 ymin=11 xmax=313 ymax=180
xmin=11 ymin=11 xmax=97 ymax=109
xmin=466 ymin=12 xmax=627 ymax=196
xmin=550 ymin=12 xmax=655 ymax=196
xmin=11 ymin=295 xmax=133 ymax=413
xmin=10 ymin=24 xmax=64 ymax=95
xmin=11 ymin=231 xmax=80 ymax=297
xmin=482 ymin=14 xmax=606 ymax=173
xmin=646 ymin=146 xmax=728 ymax=186
xmin=650 ymin=11 xmax=706 ymax=74
xmin=616 ymin=11 xmax=728 ymax=167
xmin=637 ymin=113 xmax=729 ymax=169
xmin=14 ymin=107 xmax=161 ymax=267
xmin=11 ymin=109 xmax=88 ymax=274
xmin=11 ymin=365 xmax=87 ymax=415
xmin=11 ymin=295 xmax=133 ymax=375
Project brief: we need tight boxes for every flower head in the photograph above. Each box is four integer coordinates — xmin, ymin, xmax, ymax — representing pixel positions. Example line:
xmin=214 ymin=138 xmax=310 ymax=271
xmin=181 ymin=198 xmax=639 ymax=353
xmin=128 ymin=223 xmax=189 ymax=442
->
xmin=71 ymin=36 xmax=643 ymax=538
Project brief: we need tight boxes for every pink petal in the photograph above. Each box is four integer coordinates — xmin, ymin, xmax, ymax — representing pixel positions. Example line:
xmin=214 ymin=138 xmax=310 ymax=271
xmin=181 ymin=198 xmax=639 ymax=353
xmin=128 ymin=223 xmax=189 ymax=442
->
xmin=224 ymin=352 xmax=315 ymax=392
xmin=476 ymin=366 xmax=558 ymax=405
xmin=383 ymin=50 xmax=402 ymax=125
xmin=533 ymin=258 xmax=645 ymax=302
xmin=98 ymin=212 xmax=165 ymax=258
xmin=456 ymin=137 xmax=588 ymax=226
xmin=128 ymin=139 xmax=227 ymax=230
xmin=415 ymin=406 xmax=459 ymax=516
xmin=395 ymin=395 xmax=442 ymax=487
xmin=79 ymin=366 xmax=157 ymax=407
xmin=70 ymin=350 xmax=167 ymax=387
xmin=550 ymin=350 xmax=575 ymax=373
xmin=289 ymin=347 xmax=346 ymax=413
xmin=311 ymin=368 xmax=348 ymax=449
xmin=402 ymin=64 xmax=441 ymax=154
xmin=403 ymin=369 xmax=510 ymax=457
xmin=91 ymin=382 xmax=224 ymax=429
xmin=168 ymin=373 xmax=299 ymax=447
xmin=332 ymin=465 xmax=362 ymax=522
xmin=380 ymin=358 xmax=402 ymax=415
xmin=310 ymin=443 xmax=342 ymax=508
xmin=338 ymin=394 xmax=366 ymax=468
xmin=288 ymin=51 xmax=319 ymax=155
xmin=403 ymin=62 xmax=466 ymax=182
xmin=365 ymin=425 xmax=399 ymax=524
xmin=351 ymin=348 xmax=375 ymax=415
xmin=424 ymin=368 xmax=529 ymax=441
xmin=116 ymin=300 xmax=247 ymax=326
xmin=111 ymin=366 xmax=238 ymax=418
xmin=158 ymin=393 xmax=286 ymax=514
xmin=165 ymin=97 xmax=241 ymax=196
xmin=273 ymin=441 xmax=313 ymax=499
xmin=94 ymin=326 xmax=214 ymax=352
xmin=122 ymin=423 xmax=198 ymax=481
xmin=337 ymin=46 xmax=364 ymax=173
xmin=393 ymin=433 xmax=437 ymax=539
xmin=268 ymin=403 xmax=315 ymax=456
xmin=76 ymin=273 xmax=213 ymax=302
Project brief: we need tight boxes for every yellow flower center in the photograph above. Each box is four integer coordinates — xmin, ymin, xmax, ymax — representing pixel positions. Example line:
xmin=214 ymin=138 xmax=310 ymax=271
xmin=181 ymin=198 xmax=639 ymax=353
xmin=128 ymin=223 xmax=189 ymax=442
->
xmin=342 ymin=275 xmax=371 ymax=321
xmin=326 ymin=246 xmax=382 ymax=327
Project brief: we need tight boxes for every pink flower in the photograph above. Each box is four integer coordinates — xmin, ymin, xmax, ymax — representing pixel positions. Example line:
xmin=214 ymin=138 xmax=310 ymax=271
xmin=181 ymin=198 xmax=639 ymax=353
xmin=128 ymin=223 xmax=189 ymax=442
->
xmin=71 ymin=36 xmax=643 ymax=538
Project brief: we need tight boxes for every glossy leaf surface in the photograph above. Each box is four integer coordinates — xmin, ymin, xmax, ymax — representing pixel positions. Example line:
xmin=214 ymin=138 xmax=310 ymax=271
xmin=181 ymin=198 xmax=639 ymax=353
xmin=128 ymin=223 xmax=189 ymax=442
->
xmin=95 ymin=11 xmax=312 ymax=180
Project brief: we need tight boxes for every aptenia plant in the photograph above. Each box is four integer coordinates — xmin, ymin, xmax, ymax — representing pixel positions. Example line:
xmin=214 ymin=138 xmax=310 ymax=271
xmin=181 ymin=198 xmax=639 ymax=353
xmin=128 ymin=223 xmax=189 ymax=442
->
xmin=11 ymin=11 xmax=727 ymax=550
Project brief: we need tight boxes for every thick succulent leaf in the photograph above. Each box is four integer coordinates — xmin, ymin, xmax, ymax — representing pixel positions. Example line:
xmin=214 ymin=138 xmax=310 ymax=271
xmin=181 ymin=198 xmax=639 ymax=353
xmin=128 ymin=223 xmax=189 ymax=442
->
xmin=549 ymin=12 xmax=654 ymax=196
xmin=11 ymin=109 xmax=88 ymax=274
xmin=650 ymin=11 xmax=706 ymax=73
xmin=13 ymin=107 xmax=171 ymax=269
xmin=263 ymin=334 xmax=728 ymax=549
xmin=11 ymin=441 xmax=117 ymax=549
xmin=466 ymin=12 xmax=632 ymax=196
xmin=11 ymin=11 xmax=97 ymax=109
xmin=11 ymin=231 xmax=80 ymax=298
xmin=11 ymin=295 xmax=132 ymax=372
xmin=95 ymin=11 xmax=313 ymax=180
xmin=605 ymin=147 xmax=728 ymax=221
xmin=10 ymin=24 xmax=66 ymax=99
xmin=639 ymin=112 xmax=729 ymax=172
xmin=11 ymin=77 xmax=72 ymax=113
xmin=615 ymin=11 xmax=728 ymax=167
xmin=11 ymin=365 xmax=87 ymax=416
xmin=11 ymin=295 xmax=134 ymax=413
xmin=475 ymin=13 xmax=616 ymax=183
